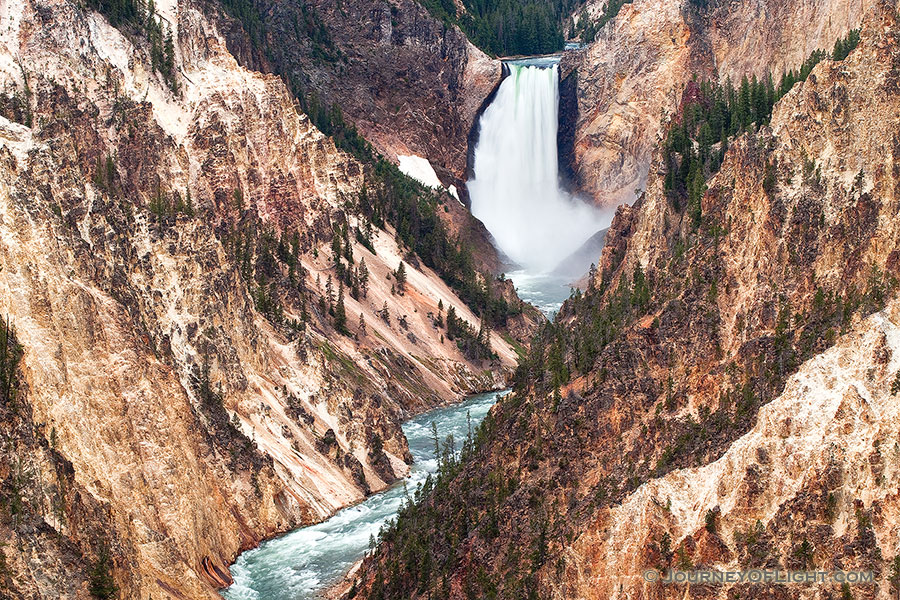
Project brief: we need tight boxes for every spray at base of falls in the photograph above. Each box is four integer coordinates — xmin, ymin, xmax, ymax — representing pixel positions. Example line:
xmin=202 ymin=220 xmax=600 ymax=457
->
xmin=468 ymin=60 xmax=608 ymax=276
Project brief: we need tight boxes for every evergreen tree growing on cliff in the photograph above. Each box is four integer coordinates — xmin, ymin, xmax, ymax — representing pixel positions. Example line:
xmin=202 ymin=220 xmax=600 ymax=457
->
xmin=342 ymin=224 xmax=354 ymax=264
xmin=394 ymin=261 xmax=407 ymax=294
xmin=89 ymin=546 xmax=118 ymax=600
xmin=889 ymin=555 xmax=900 ymax=596
xmin=431 ymin=421 xmax=441 ymax=465
xmin=832 ymin=29 xmax=860 ymax=61
xmin=0 ymin=316 xmax=22 ymax=408
xmin=335 ymin=281 xmax=347 ymax=334
xmin=445 ymin=306 xmax=457 ymax=341
xmin=477 ymin=314 xmax=491 ymax=351
xmin=326 ymin=275 xmax=334 ymax=314
xmin=358 ymin=258 xmax=369 ymax=298
xmin=163 ymin=24 xmax=177 ymax=91
xmin=331 ymin=231 xmax=343 ymax=266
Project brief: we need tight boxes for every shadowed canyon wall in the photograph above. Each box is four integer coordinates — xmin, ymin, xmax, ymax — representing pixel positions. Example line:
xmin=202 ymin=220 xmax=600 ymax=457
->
xmin=214 ymin=0 xmax=502 ymax=190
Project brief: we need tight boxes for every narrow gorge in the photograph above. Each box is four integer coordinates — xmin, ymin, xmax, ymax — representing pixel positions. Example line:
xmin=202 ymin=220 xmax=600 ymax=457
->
xmin=1 ymin=0 xmax=899 ymax=599
xmin=224 ymin=390 xmax=505 ymax=600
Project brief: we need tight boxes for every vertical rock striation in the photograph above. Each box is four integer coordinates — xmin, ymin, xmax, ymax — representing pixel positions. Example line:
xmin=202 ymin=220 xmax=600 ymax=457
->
xmin=214 ymin=0 xmax=502 ymax=189
xmin=354 ymin=3 xmax=900 ymax=598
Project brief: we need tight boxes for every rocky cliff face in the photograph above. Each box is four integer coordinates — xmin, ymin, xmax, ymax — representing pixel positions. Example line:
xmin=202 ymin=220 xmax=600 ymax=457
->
xmin=216 ymin=0 xmax=501 ymax=190
xmin=0 ymin=0 xmax=518 ymax=598
xmin=354 ymin=2 xmax=900 ymax=598
xmin=561 ymin=0 xmax=874 ymax=208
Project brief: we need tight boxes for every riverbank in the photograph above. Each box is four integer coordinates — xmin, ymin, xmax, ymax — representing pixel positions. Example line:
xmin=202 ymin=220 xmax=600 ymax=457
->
xmin=221 ymin=390 xmax=509 ymax=600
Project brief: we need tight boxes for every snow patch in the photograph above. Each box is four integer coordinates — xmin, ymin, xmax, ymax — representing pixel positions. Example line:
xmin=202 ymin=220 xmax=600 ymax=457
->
xmin=448 ymin=184 xmax=461 ymax=204
xmin=398 ymin=155 xmax=442 ymax=190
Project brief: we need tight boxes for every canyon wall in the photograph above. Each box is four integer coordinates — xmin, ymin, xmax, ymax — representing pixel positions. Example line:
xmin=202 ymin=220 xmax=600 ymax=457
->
xmin=0 ymin=0 xmax=518 ymax=598
xmin=563 ymin=0 xmax=874 ymax=209
xmin=215 ymin=0 xmax=502 ymax=191
xmin=355 ymin=2 xmax=900 ymax=598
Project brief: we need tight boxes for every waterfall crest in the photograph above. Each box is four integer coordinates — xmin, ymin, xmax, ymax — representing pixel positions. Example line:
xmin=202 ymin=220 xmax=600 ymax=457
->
xmin=468 ymin=61 xmax=605 ymax=274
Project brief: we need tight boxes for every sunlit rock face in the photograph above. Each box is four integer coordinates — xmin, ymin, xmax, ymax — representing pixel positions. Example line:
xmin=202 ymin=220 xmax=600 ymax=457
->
xmin=0 ymin=0 xmax=518 ymax=598
xmin=559 ymin=7 xmax=900 ymax=595
xmin=562 ymin=0 xmax=874 ymax=210
xmin=212 ymin=0 xmax=510 ymax=276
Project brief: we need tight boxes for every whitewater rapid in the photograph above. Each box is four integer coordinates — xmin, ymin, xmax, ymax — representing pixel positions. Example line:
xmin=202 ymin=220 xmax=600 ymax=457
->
xmin=468 ymin=58 xmax=606 ymax=275
xmin=222 ymin=390 xmax=506 ymax=600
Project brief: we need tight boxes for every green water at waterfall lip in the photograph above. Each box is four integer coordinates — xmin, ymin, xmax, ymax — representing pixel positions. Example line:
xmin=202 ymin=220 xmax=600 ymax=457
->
xmin=222 ymin=389 xmax=509 ymax=600
xmin=505 ymin=55 xmax=562 ymax=68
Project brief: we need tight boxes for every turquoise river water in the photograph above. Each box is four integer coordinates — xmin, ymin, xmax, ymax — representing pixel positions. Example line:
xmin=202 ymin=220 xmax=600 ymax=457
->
xmin=222 ymin=390 xmax=507 ymax=600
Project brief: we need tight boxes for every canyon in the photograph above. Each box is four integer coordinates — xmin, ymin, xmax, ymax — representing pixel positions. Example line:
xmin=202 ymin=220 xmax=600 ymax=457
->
xmin=214 ymin=0 xmax=501 ymax=198
xmin=1 ymin=0 xmax=899 ymax=598
xmin=0 ymin=0 xmax=528 ymax=598
xmin=561 ymin=0 xmax=875 ymax=208
xmin=353 ymin=0 xmax=900 ymax=598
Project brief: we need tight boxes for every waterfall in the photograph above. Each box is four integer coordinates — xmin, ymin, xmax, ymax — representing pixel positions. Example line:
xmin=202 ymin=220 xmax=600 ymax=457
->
xmin=468 ymin=61 xmax=606 ymax=275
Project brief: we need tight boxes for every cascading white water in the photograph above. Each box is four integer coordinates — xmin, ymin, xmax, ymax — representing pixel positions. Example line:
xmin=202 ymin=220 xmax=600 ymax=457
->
xmin=468 ymin=60 xmax=605 ymax=275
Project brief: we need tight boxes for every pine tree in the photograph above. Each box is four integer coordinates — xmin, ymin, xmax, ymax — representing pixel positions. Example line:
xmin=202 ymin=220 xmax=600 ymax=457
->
xmin=378 ymin=301 xmax=390 ymax=325
xmin=737 ymin=75 xmax=751 ymax=129
xmin=342 ymin=224 xmax=353 ymax=263
xmin=105 ymin=154 xmax=116 ymax=190
xmin=431 ymin=421 xmax=440 ymax=463
xmin=335 ymin=281 xmax=347 ymax=333
xmin=889 ymin=555 xmax=900 ymax=595
xmin=477 ymin=314 xmax=491 ymax=352
xmin=832 ymin=29 xmax=860 ymax=61
xmin=89 ymin=546 xmax=118 ymax=600
xmin=1 ymin=316 xmax=23 ymax=406
xmin=446 ymin=306 xmax=457 ymax=341
xmin=325 ymin=274 xmax=334 ymax=314
xmin=301 ymin=296 xmax=310 ymax=322
xmin=163 ymin=24 xmax=176 ymax=90
xmin=331 ymin=231 xmax=342 ymax=266
xmin=358 ymin=312 xmax=367 ymax=338
xmin=394 ymin=261 xmax=407 ymax=294
xmin=358 ymin=257 xmax=369 ymax=298
xmin=698 ymin=121 xmax=713 ymax=164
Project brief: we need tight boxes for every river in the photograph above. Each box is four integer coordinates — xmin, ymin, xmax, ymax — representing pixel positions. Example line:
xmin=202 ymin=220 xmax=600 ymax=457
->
xmin=223 ymin=51 xmax=595 ymax=600
xmin=507 ymin=269 xmax=576 ymax=317
xmin=221 ymin=389 xmax=507 ymax=600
